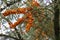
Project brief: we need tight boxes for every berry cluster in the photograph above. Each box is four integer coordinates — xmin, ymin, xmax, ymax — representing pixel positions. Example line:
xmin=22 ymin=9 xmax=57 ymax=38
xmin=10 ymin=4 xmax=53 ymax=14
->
xmin=2 ymin=0 xmax=40 ymax=32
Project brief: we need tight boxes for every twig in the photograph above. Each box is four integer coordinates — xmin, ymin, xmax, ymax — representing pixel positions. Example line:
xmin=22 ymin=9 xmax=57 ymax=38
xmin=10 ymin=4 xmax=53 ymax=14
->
xmin=15 ymin=28 xmax=24 ymax=40
xmin=0 ymin=0 xmax=21 ymax=12
xmin=0 ymin=34 xmax=19 ymax=40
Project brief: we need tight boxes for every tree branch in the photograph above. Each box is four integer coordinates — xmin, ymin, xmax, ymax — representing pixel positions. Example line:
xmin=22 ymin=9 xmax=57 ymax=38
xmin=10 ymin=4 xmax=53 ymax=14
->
xmin=54 ymin=0 xmax=59 ymax=40
xmin=15 ymin=28 xmax=24 ymax=40
xmin=0 ymin=0 xmax=21 ymax=12
xmin=0 ymin=34 xmax=19 ymax=40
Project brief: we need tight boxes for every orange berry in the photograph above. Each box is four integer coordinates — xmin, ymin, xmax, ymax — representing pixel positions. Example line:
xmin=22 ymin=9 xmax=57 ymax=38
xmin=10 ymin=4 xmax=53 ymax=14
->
xmin=26 ymin=12 xmax=32 ymax=18
xmin=17 ymin=8 xmax=26 ymax=13
xmin=25 ymin=23 xmax=33 ymax=32
xmin=26 ymin=7 xmax=32 ymax=11
xmin=11 ymin=9 xmax=17 ymax=14
xmin=10 ymin=24 xmax=15 ymax=28
xmin=3 ymin=10 xmax=11 ymax=16
xmin=32 ymin=0 xmax=40 ymax=7
xmin=13 ymin=22 xmax=18 ymax=26
xmin=17 ymin=18 xmax=24 ymax=23
xmin=28 ymin=15 xmax=33 ymax=19
xmin=26 ymin=27 xmax=30 ymax=32
xmin=28 ymin=19 xmax=33 ymax=23
xmin=13 ymin=18 xmax=24 ymax=26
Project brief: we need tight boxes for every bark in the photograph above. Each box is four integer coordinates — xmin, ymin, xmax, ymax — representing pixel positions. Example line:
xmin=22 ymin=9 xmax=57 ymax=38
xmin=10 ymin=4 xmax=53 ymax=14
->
xmin=54 ymin=0 xmax=59 ymax=40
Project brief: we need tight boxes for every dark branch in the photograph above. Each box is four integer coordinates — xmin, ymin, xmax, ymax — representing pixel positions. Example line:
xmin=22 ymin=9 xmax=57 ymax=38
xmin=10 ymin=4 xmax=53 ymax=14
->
xmin=54 ymin=0 xmax=59 ymax=40
xmin=15 ymin=28 xmax=24 ymax=40
xmin=0 ymin=34 xmax=19 ymax=40
xmin=0 ymin=0 xmax=21 ymax=12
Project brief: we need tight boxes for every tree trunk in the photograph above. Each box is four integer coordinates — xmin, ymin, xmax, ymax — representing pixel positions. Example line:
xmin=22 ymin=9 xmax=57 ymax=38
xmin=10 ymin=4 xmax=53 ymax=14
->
xmin=54 ymin=0 xmax=59 ymax=40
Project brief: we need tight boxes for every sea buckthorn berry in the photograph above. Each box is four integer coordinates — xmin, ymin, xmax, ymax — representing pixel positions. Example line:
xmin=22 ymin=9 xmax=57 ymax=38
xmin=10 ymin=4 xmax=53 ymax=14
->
xmin=26 ymin=7 xmax=32 ymax=11
xmin=25 ymin=23 xmax=33 ymax=32
xmin=28 ymin=19 xmax=33 ymax=23
xmin=32 ymin=0 xmax=40 ymax=7
xmin=26 ymin=12 xmax=32 ymax=17
xmin=10 ymin=24 xmax=15 ymax=28
xmin=3 ymin=10 xmax=11 ymax=16
xmin=11 ymin=10 xmax=17 ymax=14
xmin=13 ymin=18 xmax=24 ymax=26
xmin=17 ymin=8 xmax=26 ymax=13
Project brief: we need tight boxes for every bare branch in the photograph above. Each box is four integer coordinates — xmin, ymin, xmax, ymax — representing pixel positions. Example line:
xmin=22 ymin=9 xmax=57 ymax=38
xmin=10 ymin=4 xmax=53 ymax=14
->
xmin=0 ymin=34 xmax=19 ymax=40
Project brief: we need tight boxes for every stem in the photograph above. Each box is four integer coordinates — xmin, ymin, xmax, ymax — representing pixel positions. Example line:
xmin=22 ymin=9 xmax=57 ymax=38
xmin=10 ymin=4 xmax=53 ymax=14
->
xmin=54 ymin=0 xmax=59 ymax=40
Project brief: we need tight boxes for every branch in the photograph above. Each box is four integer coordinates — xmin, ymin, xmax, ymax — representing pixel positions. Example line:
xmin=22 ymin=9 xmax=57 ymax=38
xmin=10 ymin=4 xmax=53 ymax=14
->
xmin=15 ymin=28 xmax=24 ymax=40
xmin=0 ymin=0 xmax=21 ymax=12
xmin=54 ymin=0 xmax=59 ymax=40
xmin=0 ymin=34 xmax=19 ymax=40
xmin=0 ymin=14 xmax=24 ymax=40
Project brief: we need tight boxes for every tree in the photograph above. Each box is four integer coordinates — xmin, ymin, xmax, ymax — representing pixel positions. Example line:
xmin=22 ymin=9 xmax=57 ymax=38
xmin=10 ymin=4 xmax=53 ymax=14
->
xmin=0 ymin=0 xmax=55 ymax=40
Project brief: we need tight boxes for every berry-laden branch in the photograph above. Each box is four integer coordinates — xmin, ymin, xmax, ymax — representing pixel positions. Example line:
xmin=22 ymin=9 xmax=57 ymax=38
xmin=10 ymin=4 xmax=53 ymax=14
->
xmin=2 ymin=0 xmax=40 ymax=16
xmin=8 ymin=18 xmax=24 ymax=28
xmin=1 ymin=0 xmax=41 ymax=40
xmin=25 ymin=12 xmax=34 ymax=32
xmin=2 ymin=7 xmax=34 ymax=32
xmin=2 ymin=7 xmax=32 ymax=16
